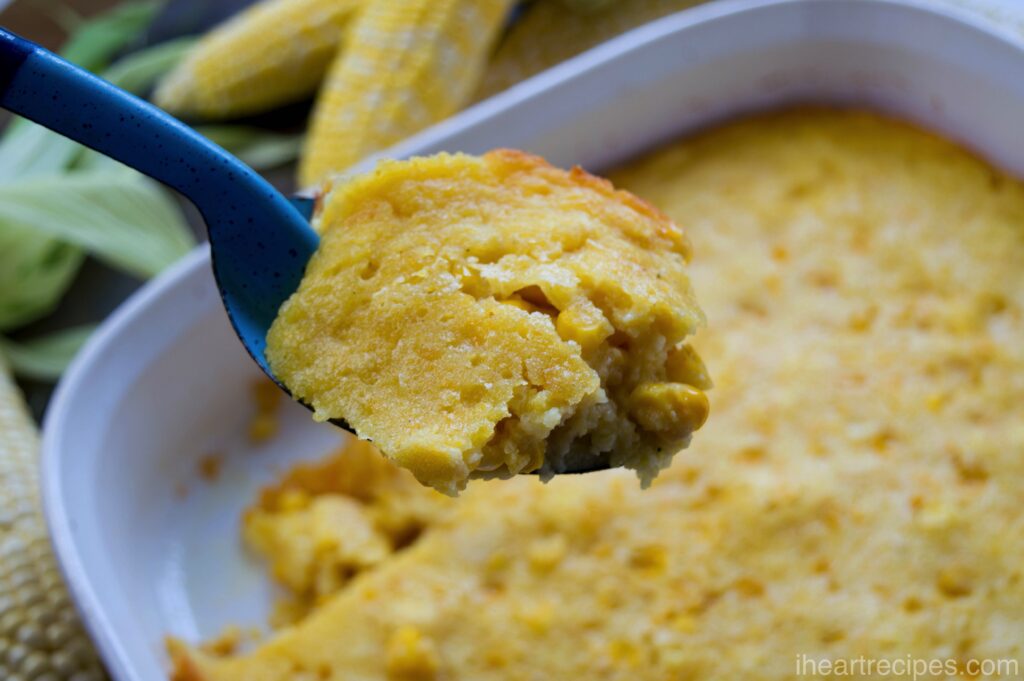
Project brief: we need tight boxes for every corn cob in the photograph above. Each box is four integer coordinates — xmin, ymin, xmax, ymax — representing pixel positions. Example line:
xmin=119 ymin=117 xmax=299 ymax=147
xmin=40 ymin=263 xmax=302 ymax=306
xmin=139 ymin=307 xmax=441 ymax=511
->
xmin=298 ymin=0 xmax=516 ymax=187
xmin=475 ymin=0 xmax=709 ymax=102
xmin=154 ymin=0 xmax=362 ymax=120
xmin=0 ymin=359 xmax=107 ymax=680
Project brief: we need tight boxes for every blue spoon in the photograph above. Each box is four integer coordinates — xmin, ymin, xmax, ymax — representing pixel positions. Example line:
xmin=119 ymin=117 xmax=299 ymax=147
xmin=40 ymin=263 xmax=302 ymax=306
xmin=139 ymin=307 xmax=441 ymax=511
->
xmin=0 ymin=27 xmax=317 ymax=387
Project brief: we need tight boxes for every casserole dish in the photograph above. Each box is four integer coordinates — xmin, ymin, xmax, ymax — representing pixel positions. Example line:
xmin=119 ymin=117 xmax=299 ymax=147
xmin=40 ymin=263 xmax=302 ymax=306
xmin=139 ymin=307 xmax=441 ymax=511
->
xmin=42 ymin=1 xmax=1024 ymax=678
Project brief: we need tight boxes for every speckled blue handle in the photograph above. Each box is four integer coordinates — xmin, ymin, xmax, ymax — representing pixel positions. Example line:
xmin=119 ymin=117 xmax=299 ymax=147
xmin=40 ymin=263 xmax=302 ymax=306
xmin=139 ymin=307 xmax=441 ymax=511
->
xmin=0 ymin=27 xmax=318 ymax=381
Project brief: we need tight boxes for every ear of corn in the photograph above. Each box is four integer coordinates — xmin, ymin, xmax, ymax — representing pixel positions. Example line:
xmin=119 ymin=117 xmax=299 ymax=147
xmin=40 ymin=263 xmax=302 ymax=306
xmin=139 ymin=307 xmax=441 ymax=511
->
xmin=297 ymin=0 xmax=516 ymax=187
xmin=154 ymin=0 xmax=362 ymax=120
xmin=475 ymin=0 xmax=709 ymax=102
xmin=0 ymin=359 xmax=107 ymax=680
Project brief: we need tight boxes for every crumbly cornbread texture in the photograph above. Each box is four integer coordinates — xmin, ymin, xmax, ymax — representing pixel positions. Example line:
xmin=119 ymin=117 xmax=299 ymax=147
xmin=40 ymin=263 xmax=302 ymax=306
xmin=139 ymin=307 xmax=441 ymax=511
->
xmin=174 ymin=110 xmax=1024 ymax=681
xmin=266 ymin=150 xmax=710 ymax=495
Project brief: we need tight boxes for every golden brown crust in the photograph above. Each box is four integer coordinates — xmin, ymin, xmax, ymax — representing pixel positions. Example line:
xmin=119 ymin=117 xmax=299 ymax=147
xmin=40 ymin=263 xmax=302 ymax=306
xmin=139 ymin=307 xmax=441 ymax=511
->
xmin=483 ymin=148 xmax=690 ymax=260
xmin=488 ymin=148 xmax=675 ymax=224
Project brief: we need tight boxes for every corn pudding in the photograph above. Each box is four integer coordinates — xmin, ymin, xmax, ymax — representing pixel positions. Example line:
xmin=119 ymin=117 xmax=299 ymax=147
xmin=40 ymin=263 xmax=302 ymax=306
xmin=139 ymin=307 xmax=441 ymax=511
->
xmin=266 ymin=150 xmax=710 ymax=495
xmin=173 ymin=110 xmax=1024 ymax=680
xmin=241 ymin=440 xmax=451 ymax=626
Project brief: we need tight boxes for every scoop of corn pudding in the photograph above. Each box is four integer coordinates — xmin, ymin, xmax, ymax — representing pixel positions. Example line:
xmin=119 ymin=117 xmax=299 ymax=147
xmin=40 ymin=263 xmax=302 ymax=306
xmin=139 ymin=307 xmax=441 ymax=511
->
xmin=266 ymin=150 xmax=710 ymax=494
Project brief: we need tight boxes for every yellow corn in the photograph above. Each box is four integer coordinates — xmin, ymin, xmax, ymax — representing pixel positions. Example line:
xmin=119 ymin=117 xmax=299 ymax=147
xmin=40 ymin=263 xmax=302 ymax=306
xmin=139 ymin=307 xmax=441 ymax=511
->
xmin=0 ymin=359 xmax=107 ymax=680
xmin=475 ymin=0 xmax=709 ymax=102
xmin=154 ymin=0 xmax=361 ymax=120
xmin=298 ymin=0 xmax=515 ymax=187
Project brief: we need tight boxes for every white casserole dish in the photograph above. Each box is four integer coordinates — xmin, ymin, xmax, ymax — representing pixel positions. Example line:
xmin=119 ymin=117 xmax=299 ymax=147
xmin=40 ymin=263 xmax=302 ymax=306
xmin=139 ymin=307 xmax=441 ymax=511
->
xmin=41 ymin=1 xmax=1024 ymax=679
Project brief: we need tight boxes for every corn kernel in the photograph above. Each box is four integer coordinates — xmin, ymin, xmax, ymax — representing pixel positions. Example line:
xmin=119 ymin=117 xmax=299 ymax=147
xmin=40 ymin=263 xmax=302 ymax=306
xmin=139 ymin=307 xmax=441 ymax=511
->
xmin=672 ymin=614 xmax=698 ymax=634
xmin=925 ymin=392 xmax=946 ymax=412
xmin=248 ymin=414 xmax=279 ymax=444
xmin=665 ymin=344 xmax=713 ymax=389
xmin=629 ymin=544 xmax=667 ymax=573
xmin=555 ymin=301 xmax=613 ymax=353
xmin=627 ymin=382 xmax=710 ymax=439
xmin=514 ymin=601 xmax=555 ymax=634
xmin=608 ymin=638 xmax=642 ymax=666
xmin=937 ymin=566 xmax=973 ymax=598
xmin=279 ymin=489 xmax=311 ymax=512
xmin=528 ymin=535 xmax=568 ymax=573
xmin=386 ymin=626 xmax=439 ymax=680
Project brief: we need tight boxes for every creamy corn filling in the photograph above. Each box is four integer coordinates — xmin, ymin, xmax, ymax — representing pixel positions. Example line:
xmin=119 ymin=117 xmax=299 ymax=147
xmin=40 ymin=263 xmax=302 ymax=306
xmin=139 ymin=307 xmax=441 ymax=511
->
xmin=266 ymin=150 xmax=709 ymax=495
xmin=173 ymin=109 xmax=1024 ymax=681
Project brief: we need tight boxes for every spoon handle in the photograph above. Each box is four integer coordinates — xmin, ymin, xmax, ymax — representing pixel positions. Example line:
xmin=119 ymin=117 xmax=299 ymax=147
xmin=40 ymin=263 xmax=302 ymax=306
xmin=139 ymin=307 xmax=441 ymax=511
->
xmin=1 ymin=29 xmax=265 ymax=212
xmin=0 ymin=28 xmax=318 ymax=375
